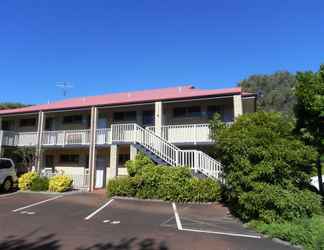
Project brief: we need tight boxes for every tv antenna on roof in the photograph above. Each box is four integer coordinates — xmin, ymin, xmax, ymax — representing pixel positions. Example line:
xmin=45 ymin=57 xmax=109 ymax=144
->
xmin=56 ymin=81 xmax=73 ymax=97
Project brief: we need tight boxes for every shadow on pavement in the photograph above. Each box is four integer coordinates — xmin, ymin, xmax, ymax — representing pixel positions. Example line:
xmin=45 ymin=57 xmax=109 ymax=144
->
xmin=0 ymin=234 xmax=168 ymax=250
xmin=77 ymin=238 xmax=169 ymax=250
xmin=0 ymin=234 xmax=60 ymax=250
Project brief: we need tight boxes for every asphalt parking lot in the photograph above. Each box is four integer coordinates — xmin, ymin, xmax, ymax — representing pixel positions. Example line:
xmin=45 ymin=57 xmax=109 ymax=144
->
xmin=0 ymin=192 xmax=295 ymax=250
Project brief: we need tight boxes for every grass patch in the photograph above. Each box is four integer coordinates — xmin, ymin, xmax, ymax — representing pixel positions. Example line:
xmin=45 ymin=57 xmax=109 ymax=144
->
xmin=250 ymin=215 xmax=324 ymax=250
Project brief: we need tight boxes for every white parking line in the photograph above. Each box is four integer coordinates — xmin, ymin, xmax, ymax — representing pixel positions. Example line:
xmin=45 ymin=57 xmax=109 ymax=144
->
xmin=182 ymin=228 xmax=261 ymax=239
xmin=172 ymin=202 xmax=261 ymax=239
xmin=84 ymin=199 xmax=114 ymax=221
xmin=0 ymin=192 xmax=20 ymax=199
xmin=12 ymin=195 xmax=63 ymax=212
xmin=172 ymin=202 xmax=183 ymax=230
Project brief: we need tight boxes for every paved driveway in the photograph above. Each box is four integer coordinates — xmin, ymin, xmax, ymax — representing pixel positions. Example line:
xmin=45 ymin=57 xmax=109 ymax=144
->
xmin=0 ymin=192 xmax=295 ymax=250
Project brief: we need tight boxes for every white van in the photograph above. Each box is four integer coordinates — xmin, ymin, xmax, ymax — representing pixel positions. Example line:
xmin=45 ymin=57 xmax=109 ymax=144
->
xmin=0 ymin=158 xmax=18 ymax=192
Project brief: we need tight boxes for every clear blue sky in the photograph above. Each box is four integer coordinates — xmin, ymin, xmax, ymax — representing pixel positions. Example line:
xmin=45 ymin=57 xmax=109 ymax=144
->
xmin=1 ymin=0 xmax=323 ymax=104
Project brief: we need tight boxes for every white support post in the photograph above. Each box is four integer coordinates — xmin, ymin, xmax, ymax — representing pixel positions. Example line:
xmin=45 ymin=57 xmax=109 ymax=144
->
xmin=155 ymin=101 xmax=163 ymax=137
xmin=36 ymin=111 xmax=45 ymax=173
xmin=130 ymin=144 xmax=137 ymax=160
xmin=233 ymin=94 xmax=243 ymax=119
xmin=108 ymin=144 xmax=118 ymax=180
xmin=89 ymin=107 xmax=98 ymax=192
xmin=194 ymin=151 xmax=199 ymax=173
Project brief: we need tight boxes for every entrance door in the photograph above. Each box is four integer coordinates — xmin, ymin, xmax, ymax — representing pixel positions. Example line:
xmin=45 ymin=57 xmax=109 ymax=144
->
xmin=95 ymin=157 xmax=106 ymax=188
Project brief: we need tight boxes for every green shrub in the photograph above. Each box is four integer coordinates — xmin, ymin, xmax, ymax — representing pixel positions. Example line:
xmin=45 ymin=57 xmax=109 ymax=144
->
xmin=48 ymin=175 xmax=73 ymax=192
xmin=189 ymin=178 xmax=222 ymax=202
xmin=210 ymin=112 xmax=321 ymax=222
xmin=107 ymin=176 xmax=143 ymax=197
xmin=125 ymin=153 xmax=154 ymax=177
xmin=30 ymin=176 xmax=49 ymax=191
xmin=251 ymin=215 xmax=324 ymax=250
xmin=18 ymin=172 xmax=38 ymax=191
xmin=239 ymin=183 xmax=322 ymax=223
xmin=107 ymin=158 xmax=222 ymax=202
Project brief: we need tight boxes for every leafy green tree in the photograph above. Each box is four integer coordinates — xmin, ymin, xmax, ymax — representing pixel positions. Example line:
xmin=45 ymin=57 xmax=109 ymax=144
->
xmin=239 ymin=71 xmax=296 ymax=115
xmin=0 ymin=102 xmax=27 ymax=110
xmin=295 ymin=65 xmax=324 ymax=195
xmin=210 ymin=112 xmax=321 ymax=222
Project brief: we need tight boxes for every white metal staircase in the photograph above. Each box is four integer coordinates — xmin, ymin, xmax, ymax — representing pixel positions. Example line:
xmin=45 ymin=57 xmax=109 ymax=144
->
xmin=111 ymin=123 xmax=223 ymax=181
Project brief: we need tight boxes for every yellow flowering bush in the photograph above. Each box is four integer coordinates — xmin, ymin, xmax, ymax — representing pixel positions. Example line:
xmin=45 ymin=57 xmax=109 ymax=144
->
xmin=48 ymin=175 xmax=73 ymax=192
xmin=18 ymin=172 xmax=38 ymax=191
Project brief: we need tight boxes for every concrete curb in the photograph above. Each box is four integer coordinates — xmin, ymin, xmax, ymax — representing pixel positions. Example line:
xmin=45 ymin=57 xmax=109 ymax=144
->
xmin=19 ymin=190 xmax=85 ymax=196
xmin=272 ymin=238 xmax=303 ymax=250
xmin=112 ymin=196 xmax=218 ymax=205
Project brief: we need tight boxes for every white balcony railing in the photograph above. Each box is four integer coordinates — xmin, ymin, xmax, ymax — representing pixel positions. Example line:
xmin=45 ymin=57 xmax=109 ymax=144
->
xmin=0 ymin=123 xmax=222 ymax=147
xmin=42 ymin=130 xmax=90 ymax=146
xmin=96 ymin=128 xmax=111 ymax=145
xmin=147 ymin=124 xmax=212 ymax=144
xmin=1 ymin=131 xmax=38 ymax=147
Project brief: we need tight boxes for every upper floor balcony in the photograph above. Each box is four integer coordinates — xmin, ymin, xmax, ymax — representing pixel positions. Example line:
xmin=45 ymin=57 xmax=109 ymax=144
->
xmin=0 ymin=88 xmax=253 ymax=148
xmin=0 ymin=122 xmax=227 ymax=147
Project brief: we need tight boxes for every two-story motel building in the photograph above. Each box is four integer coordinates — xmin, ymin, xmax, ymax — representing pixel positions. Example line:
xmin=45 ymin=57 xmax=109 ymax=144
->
xmin=0 ymin=85 xmax=256 ymax=191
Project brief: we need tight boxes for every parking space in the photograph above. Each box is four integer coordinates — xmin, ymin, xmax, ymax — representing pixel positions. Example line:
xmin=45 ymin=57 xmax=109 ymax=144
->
xmin=0 ymin=192 xmax=295 ymax=250
xmin=173 ymin=202 xmax=261 ymax=238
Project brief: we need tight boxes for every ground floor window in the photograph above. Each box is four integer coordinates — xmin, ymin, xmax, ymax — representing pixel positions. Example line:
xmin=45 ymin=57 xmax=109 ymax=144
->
xmin=118 ymin=153 xmax=129 ymax=166
xmin=59 ymin=154 xmax=79 ymax=164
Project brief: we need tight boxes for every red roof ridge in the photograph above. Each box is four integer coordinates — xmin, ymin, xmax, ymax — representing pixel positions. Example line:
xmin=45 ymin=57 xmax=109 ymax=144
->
xmin=0 ymin=85 xmax=243 ymax=115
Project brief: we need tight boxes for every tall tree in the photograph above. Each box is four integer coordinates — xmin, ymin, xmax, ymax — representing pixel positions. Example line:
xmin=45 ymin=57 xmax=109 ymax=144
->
xmin=239 ymin=71 xmax=297 ymax=115
xmin=295 ymin=64 xmax=324 ymax=195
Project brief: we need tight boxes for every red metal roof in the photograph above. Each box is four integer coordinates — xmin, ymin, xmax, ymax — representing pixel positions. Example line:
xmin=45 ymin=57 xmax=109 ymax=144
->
xmin=0 ymin=85 xmax=244 ymax=115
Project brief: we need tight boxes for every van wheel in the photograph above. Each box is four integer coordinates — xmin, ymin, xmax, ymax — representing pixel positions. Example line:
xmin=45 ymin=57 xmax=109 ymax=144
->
xmin=2 ymin=178 xmax=13 ymax=192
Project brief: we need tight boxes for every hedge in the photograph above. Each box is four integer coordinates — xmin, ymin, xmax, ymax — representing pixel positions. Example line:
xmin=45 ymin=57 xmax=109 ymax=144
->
xmin=107 ymin=154 xmax=221 ymax=202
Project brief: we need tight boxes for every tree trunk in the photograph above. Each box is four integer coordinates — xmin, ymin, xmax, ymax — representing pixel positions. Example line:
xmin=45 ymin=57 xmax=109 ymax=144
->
xmin=317 ymin=155 xmax=324 ymax=196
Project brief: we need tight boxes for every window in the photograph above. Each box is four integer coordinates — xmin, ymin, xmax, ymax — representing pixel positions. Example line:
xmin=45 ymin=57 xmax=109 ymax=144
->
xmin=118 ymin=154 xmax=129 ymax=166
xmin=113 ymin=111 xmax=137 ymax=122
xmin=143 ymin=110 xmax=154 ymax=125
xmin=207 ymin=105 xmax=223 ymax=119
xmin=45 ymin=155 xmax=54 ymax=168
xmin=173 ymin=106 xmax=202 ymax=118
xmin=187 ymin=106 xmax=201 ymax=117
xmin=19 ymin=118 xmax=36 ymax=127
xmin=63 ymin=115 xmax=83 ymax=124
xmin=0 ymin=159 xmax=13 ymax=169
xmin=173 ymin=107 xmax=186 ymax=118
xmin=45 ymin=117 xmax=54 ymax=130
xmin=59 ymin=154 xmax=79 ymax=164
xmin=2 ymin=120 xmax=11 ymax=130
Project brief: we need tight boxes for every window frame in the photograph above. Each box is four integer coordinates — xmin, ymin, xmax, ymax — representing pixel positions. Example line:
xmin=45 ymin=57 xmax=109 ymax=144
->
xmin=173 ymin=106 xmax=202 ymax=118
xmin=207 ymin=105 xmax=224 ymax=119
xmin=59 ymin=154 xmax=79 ymax=164
xmin=62 ymin=115 xmax=83 ymax=125
xmin=113 ymin=111 xmax=137 ymax=122
xmin=19 ymin=118 xmax=36 ymax=127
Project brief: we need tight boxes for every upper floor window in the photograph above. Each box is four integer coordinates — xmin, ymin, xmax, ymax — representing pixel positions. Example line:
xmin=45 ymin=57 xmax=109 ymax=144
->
xmin=63 ymin=115 xmax=83 ymax=124
xmin=2 ymin=120 xmax=11 ymax=130
xmin=113 ymin=111 xmax=136 ymax=122
xmin=187 ymin=106 xmax=201 ymax=117
xmin=20 ymin=118 xmax=36 ymax=127
xmin=143 ymin=110 xmax=154 ymax=126
xmin=59 ymin=154 xmax=79 ymax=164
xmin=207 ymin=105 xmax=223 ymax=119
xmin=173 ymin=106 xmax=201 ymax=118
